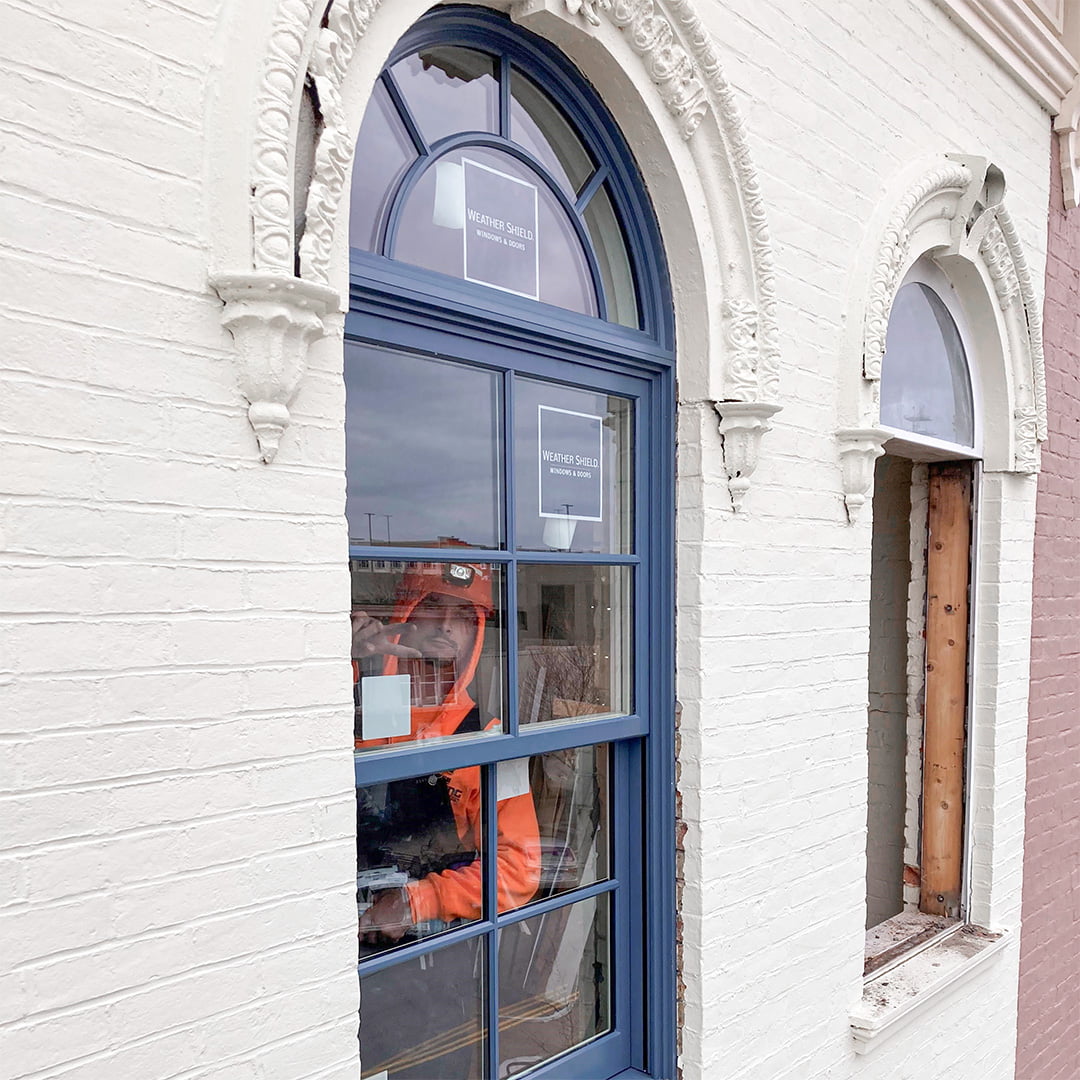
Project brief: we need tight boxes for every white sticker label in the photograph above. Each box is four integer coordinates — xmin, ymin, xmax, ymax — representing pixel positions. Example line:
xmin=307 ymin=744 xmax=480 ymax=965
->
xmin=497 ymin=757 xmax=531 ymax=801
xmin=365 ymin=1072 xmax=389 ymax=1080
xmin=361 ymin=675 xmax=411 ymax=739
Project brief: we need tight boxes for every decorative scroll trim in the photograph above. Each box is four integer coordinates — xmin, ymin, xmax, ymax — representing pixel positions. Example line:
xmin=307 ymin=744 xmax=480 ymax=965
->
xmin=251 ymin=0 xmax=320 ymax=273
xmin=550 ymin=0 xmax=780 ymax=400
xmin=993 ymin=205 xmax=1046 ymax=444
xmin=576 ymin=0 xmax=709 ymax=138
xmin=299 ymin=0 xmax=379 ymax=282
xmin=666 ymin=0 xmax=779 ymax=400
xmin=862 ymin=162 xmax=973 ymax=381
xmin=714 ymin=401 xmax=781 ymax=511
xmin=836 ymin=428 xmax=888 ymax=523
xmin=978 ymin=218 xmax=1021 ymax=307
xmin=722 ymin=299 xmax=759 ymax=401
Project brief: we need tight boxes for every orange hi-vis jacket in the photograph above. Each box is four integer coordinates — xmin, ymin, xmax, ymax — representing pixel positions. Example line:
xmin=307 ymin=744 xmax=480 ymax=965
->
xmin=355 ymin=563 xmax=541 ymax=924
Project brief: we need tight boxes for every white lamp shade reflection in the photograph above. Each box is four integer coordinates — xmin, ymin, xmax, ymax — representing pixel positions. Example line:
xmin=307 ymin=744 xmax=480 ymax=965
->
xmin=432 ymin=160 xmax=465 ymax=229
xmin=542 ymin=515 xmax=579 ymax=550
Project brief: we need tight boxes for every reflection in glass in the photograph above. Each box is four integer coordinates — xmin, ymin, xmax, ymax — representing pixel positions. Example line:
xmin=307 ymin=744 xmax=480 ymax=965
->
xmin=349 ymin=79 xmax=417 ymax=252
xmin=360 ymin=936 xmax=485 ymax=1079
xmin=498 ymin=895 xmax=612 ymax=1075
xmin=351 ymin=559 xmax=505 ymax=750
xmin=356 ymin=768 xmax=485 ymax=961
xmin=392 ymin=147 xmax=598 ymax=316
xmin=503 ymin=744 xmax=611 ymax=909
xmin=391 ymin=46 xmax=498 ymax=145
xmin=514 ymin=380 xmax=633 ymax=553
xmin=510 ymin=68 xmax=594 ymax=198
xmin=880 ymin=282 xmax=975 ymax=447
xmin=582 ymin=183 xmax=639 ymax=328
xmin=518 ymin=565 xmax=631 ymax=725
xmin=345 ymin=345 xmax=502 ymax=549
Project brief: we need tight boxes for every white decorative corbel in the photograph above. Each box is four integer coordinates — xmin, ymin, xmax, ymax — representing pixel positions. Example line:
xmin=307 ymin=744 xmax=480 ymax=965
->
xmin=837 ymin=428 xmax=889 ymax=523
xmin=714 ymin=401 xmax=781 ymax=511
xmin=1055 ymin=75 xmax=1080 ymax=211
xmin=211 ymin=271 xmax=340 ymax=462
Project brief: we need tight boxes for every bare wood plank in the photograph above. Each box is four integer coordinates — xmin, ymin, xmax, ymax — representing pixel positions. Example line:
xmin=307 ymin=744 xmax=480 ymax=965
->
xmin=920 ymin=463 xmax=972 ymax=917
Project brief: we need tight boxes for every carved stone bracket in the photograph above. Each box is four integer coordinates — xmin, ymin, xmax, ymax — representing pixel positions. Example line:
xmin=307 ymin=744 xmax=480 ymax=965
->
xmin=836 ymin=428 xmax=889 ymax=523
xmin=211 ymin=272 xmax=340 ymax=462
xmin=714 ymin=401 xmax=781 ymax=511
xmin=1055 ymin=75 xmax=1080 ymax=211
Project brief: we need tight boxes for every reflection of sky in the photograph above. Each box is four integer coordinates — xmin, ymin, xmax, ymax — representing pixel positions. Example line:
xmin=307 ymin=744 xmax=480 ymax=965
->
xmin=880 ymin=284 xmax=974 ymax=446
xmin=349 ymin=81 xmax=415 ymax=251
xmin=345 ymin=345 xmax=501 ymax=547
xmin=392 ymin=49 xmax=498 ymax=144
xmin=509 ymin=71 xmax=593 ymax=197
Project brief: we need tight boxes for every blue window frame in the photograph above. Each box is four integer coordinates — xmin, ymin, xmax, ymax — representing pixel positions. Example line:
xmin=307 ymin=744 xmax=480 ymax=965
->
xmin=347 ymin=9 xmax=674 ymax=1078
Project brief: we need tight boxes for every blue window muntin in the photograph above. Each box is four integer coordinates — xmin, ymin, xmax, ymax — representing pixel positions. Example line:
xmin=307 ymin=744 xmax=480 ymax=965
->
xmin=348 ymin=9 xmax=676 ymax=1079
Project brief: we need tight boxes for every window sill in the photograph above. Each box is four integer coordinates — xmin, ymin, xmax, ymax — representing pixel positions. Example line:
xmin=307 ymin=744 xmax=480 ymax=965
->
xmin=850 ymin=923 xmax=1010 ymax=1054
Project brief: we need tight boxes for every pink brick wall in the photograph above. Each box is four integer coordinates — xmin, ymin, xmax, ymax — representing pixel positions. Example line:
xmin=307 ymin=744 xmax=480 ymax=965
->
xmin=1015 ymin=136 xmax=1080 ymax=1080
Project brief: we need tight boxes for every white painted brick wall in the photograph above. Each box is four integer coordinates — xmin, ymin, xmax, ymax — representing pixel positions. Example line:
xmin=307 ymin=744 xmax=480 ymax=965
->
xmin=0 ymin=0 xmax=1048 ymax=1079
xmin=0 ymin=1 xmax=359 ymax=1077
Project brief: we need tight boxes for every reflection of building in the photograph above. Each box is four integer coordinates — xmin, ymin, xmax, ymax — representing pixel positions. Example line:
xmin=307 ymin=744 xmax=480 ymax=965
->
xmin=4 ymin=2 xmax=1080 ymax=1079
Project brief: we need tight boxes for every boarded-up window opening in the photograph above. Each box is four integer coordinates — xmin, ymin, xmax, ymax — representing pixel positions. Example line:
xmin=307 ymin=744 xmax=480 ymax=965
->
xmin=865 ymin=457 xmax=974 ymax=957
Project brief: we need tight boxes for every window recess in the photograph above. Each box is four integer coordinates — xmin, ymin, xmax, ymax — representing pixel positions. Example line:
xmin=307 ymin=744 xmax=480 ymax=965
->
xmin=864 ymin=455 xmax=975 ymax=970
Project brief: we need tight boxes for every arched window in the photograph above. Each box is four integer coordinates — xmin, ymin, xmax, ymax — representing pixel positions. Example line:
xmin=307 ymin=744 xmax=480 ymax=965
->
xmin=866 ymin=264 xmax=980 ymax=964
xmin=346 ymin=8 xmax=667 ymax=337
xmin=346 ymin=8 xmax=674 ymax=1080
xmin=879 ymin=281 xmax=975 ymax=452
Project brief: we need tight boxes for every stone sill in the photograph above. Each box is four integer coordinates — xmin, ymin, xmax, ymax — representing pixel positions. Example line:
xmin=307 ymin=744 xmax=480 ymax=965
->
xmin=851 ymin=922 xmax=1010 ymax=1054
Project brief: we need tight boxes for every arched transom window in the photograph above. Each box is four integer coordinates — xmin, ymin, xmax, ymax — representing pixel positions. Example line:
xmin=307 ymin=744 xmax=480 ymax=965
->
xmin=349 ymin=12 xmax=651 ymax=329
xmin=880 ymin=280 xmax=976 ymax=453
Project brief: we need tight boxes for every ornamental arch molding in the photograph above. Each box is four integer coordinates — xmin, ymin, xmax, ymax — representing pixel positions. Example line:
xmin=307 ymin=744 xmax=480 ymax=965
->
xmin=207 ymin=0 xmax=781 ymax=503
xmin=837 ymin=155 xmax=1046 ymax=520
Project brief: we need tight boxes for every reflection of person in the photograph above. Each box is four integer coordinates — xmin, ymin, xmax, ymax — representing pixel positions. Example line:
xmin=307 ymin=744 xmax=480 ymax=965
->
xmin=353 ymin=562 xmax=541 ymax=943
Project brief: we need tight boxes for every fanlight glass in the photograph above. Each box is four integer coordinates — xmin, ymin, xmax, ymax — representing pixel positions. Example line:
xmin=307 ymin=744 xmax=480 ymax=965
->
xmin=880 ymin=283 xmax=975 ymax=448
xmin=349 ymin=43 xmax=639 ymax=326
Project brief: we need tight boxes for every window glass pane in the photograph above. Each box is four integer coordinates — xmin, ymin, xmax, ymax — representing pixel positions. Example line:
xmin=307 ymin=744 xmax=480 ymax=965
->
xmin=352 ymin=559 xmax=505 ymax=750
xmin=391 ymin=147 xmax=598 ymax=316
xmin=502 ymin=744 xmax=611 ymax=910
xmin=356 ymin=766 xmax=486 ymax=960
xmin=345 ymin=344 xmax=502 ymax=549
xmin=390 ymin=46 xmax=498 ymax=145
xmin=359 ymin=936 xmax=485 ymax=1078
xmin=880 ymin=282 xmax=975 ymax=446
xmin=582 ymin=183 xmax=639 ymax=328
xmin=350 ymin=79 xmax=417 ymax=252
xmin=514 ymin=379 xmax=633 ymax=553
xmin=518 ymin=565 xmax=632 ymax=725
xmin=499 ymin=894 xmax=612 ymax=1073
xmin=510 ymin=67 xmax=594 ymax=198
